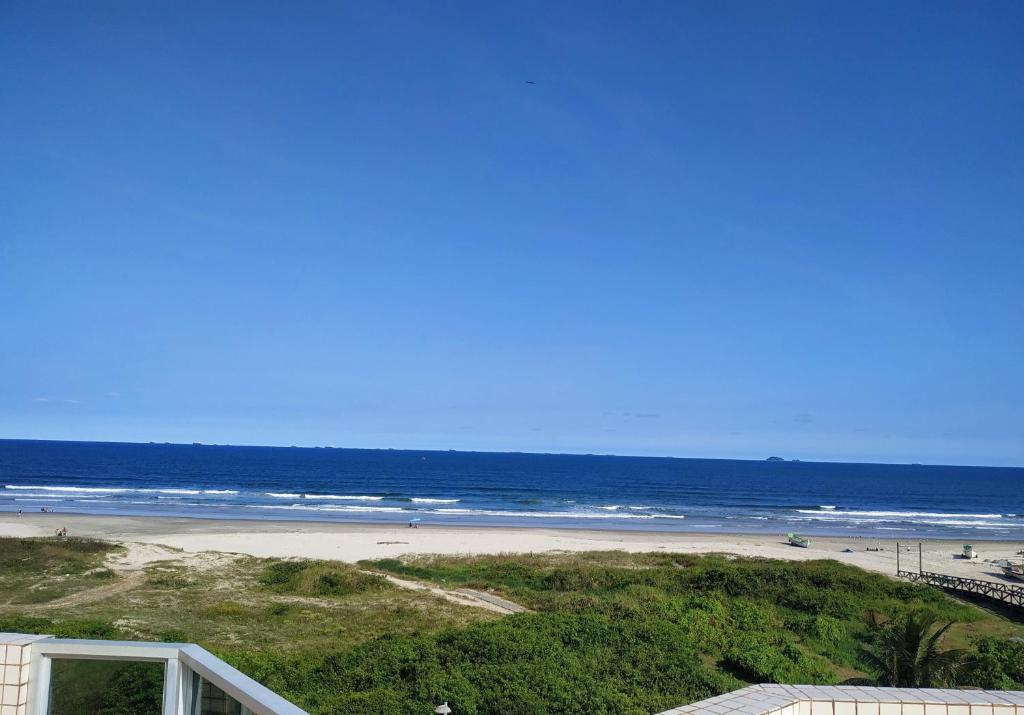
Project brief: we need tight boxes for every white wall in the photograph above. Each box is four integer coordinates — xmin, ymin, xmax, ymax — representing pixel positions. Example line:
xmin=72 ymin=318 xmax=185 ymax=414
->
xmin=0 ymin=634 xmax=48 ymax=715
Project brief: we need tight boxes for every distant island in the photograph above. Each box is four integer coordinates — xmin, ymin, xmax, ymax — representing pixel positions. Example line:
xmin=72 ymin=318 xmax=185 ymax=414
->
xmin=765 ymin=456 xmax=785 ymax=462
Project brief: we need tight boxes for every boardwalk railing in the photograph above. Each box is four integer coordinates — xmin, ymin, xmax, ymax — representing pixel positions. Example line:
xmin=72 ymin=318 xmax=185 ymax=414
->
xmin=897 ymin=569 xmax=1024 ymax=608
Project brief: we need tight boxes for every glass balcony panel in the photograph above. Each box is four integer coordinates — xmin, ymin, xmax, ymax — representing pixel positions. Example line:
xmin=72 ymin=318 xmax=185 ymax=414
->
xmin=48 ymin=658 xmax=165 ymax=715
xmin=197 ymin=677 xmax=245 ymax=715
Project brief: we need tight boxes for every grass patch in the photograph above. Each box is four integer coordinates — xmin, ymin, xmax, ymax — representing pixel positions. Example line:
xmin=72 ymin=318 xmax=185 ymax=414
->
xmin=201 ymin=601 xmax=254 ymax=619
xmin=0 ymin=543 xmax=489 ymax=658
xmin=5 ymin=540 xmax=1024 ymax=714
xmin=259 ymin=559 xmax=392 ymax=597
xmin=0 ymin=537 xmax=122 ymax=605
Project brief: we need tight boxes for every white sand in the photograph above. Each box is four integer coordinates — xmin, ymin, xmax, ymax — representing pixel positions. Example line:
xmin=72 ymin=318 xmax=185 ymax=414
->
xmin=2 ymin=513 xmax=1020 ymax=583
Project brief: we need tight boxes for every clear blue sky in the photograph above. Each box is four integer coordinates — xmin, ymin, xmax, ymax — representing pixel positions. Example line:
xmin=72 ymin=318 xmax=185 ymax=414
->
xmin=2 ymin=2 xmax=1022 ymax=466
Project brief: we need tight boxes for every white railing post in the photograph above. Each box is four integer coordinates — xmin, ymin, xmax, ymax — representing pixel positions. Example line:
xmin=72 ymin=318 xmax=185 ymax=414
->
xmin=162 ymin=654 xmax=181 ymax=715
xmin=26 ymin=647 xmax=51 ymax=715
xmin=180 ymin=663 xmax=197 ymax=715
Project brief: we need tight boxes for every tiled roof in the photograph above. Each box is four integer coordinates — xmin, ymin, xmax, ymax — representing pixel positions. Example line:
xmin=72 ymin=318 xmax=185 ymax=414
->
xmin=655 ymin=684 xmax=1024 ymax=714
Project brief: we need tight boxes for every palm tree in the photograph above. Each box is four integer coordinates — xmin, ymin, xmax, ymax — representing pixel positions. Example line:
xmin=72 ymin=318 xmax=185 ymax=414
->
xmin=860 ymin=611 xmax=967 ymax=687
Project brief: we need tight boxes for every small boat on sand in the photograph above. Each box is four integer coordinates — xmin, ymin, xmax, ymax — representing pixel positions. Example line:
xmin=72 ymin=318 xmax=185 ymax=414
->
xmin=787 ymin=533 xmax=810 ymax=548
xmin=1001 ymin=562 xmax=1024 ymax=581
xmin=962 ymin=544 xmax=977 ymax=559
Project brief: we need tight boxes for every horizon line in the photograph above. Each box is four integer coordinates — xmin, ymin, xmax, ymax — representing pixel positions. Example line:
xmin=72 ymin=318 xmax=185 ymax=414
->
xmin=0 ymin=436 xmax=1019 ymax=471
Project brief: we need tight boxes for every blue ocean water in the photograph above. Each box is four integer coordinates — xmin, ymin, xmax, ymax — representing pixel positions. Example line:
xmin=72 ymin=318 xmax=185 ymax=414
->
xmin=1 ymin=439 xmax=1021 ymax=539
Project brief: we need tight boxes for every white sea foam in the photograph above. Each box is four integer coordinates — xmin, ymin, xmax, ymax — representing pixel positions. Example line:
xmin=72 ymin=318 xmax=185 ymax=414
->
xmin=410 ymin=498 xmax=460 ymax=504
xmin=796 ymin=509 xmax=1003 ymax=519
xmin=248 ymin=504 xmax=405 ymax=513
xmin=155 ymin=488 xmax=232 ymax=495
xmin=5 ymin=484 xmax=237 ymax=497
xmin=266 ymin=493 xmax=384 ymax=501
xmin=5 ymin=485 xmax=128 ymax=493
xmin=325 ymin=505 xmax=401 ymax=512
xmin=916 ymin=519 xmax=1022 ymax=528
xmin=428 ymin=508 xmax=685 ymax=520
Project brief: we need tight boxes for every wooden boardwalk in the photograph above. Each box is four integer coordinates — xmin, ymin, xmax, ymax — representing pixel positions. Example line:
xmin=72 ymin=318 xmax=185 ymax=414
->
xmin=898 ymin=569 xmax=1024 ymax=608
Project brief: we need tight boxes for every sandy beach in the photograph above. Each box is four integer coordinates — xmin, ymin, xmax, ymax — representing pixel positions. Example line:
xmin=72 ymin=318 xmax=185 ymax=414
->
xmin=2 ymin=513 xmax=1021 ymax=584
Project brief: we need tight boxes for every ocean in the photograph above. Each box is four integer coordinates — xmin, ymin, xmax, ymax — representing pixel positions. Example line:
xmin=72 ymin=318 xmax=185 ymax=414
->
xmin=1 ymin=439 xmax=1021 ymax=539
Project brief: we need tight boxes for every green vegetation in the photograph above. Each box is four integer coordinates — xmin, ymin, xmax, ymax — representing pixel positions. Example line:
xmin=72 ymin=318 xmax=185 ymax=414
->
xmin=0 ymin=537 xmax=119 ymax=605
xmin=4 ymin=539 xmax=1024 ymax=714
xmin=967 ymin=637 xmax=1024 ymax=688
xmin=859 ymin=611 xmax=967 ymax=687
xmin=260 ymin=559 xmax=392 ymax=597
xmin=0 ymin=539 xmax=492 ymax=654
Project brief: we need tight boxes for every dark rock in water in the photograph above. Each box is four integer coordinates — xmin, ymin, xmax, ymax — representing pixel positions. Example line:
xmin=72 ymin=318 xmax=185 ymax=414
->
xmin=765 ymin=456 xmax=785 ymax=462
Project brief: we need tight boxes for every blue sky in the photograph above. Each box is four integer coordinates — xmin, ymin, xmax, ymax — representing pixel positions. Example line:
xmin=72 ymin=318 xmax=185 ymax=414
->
xmin=2 ymin=2 xmax=1022 ymax=466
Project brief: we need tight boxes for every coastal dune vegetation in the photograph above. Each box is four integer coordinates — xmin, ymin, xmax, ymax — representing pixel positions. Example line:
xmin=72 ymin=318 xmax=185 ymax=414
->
xmin=2 ymin=537 xmax=1024 ymax=714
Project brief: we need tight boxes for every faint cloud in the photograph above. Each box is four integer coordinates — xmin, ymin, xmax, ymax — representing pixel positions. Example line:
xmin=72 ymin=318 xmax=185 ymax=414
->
xmin=31 ymin=396 xmax=79 ymax=404
xmin=64 ymin=399 xmax=79 ymax=404
xmin=32 ymin=397 xmax=51 ymax=403
xmin=793 ymin=413 xmax=813 ymax=424
xmin=106 ymin=391 xmax=121 ymax=397
xmin=603 ymin=411 xmax=662 ymax=420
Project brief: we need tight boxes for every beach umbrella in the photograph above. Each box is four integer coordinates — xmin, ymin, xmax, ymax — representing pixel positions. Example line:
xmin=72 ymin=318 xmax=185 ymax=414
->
xmin=435 ymin=702 xmax=452 ymax=714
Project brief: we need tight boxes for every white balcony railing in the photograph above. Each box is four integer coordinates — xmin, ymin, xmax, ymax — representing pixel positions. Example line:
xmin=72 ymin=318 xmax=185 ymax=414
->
xmin=11 ymin=633 xmax=1024 ymax=715
xmin=1 ymin=632 xmax=309 ymax=715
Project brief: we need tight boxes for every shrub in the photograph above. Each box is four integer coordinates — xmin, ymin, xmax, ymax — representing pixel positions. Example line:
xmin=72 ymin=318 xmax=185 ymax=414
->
xmin=723 ymin=633 xmax=836 ymax=684
xmin=965 ymin=638 xmax=1024 ymax=689
xmin=812 ymin=615 xmax=846 ymax=647
xmin=260 ymin=560 xmax=392 ymax=597
xmin=0 ymin=615 xmax=122 ymax=639
xmin=201 ymin=601 xmax=252 ymax=618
